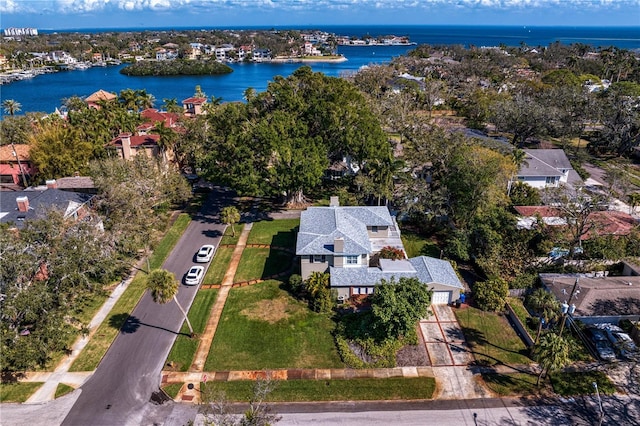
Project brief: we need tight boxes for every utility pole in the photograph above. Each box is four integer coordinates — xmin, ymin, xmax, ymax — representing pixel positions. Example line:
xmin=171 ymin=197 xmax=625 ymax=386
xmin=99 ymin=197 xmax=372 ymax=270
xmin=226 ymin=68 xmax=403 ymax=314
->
xmin=559 ymin=277 xmax=579 ymax=337
xmin=11 ymin=142 xmax=29 ymax=188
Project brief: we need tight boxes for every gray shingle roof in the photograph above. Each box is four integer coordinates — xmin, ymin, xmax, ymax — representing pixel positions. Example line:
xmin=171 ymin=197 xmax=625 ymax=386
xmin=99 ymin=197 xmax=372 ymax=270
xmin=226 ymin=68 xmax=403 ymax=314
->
xmin=0 ymin=188 xmax=93 ymax=228
xmin=518 ymin=149 xmax=572 ymax=178
xmin=329 ymin=256 xmax=463 ymax=289
xmin=408 ymin=256 xmax=464 ymax=289
xmin=296 ymin=206 xmax=394 ymax=255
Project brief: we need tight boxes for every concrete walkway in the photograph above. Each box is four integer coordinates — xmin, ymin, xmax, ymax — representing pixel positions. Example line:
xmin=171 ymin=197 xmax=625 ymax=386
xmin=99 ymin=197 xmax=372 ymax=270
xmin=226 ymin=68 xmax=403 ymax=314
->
xmin=23 ymin=261 xmax=145 ymax=403
xmin=177 ymin=223 xmax=253 ymax=403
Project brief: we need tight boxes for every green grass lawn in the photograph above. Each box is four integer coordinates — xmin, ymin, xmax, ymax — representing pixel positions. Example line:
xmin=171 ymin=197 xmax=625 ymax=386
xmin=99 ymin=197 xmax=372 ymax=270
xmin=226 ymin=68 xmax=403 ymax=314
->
xmin=246 ymin=219 xmax=299 ymax=246
xmin=165 ymin=289 xmax=218 ymax=371
xmin=221 ymin=223 xmax=244 ymax=246
xmin=550 ymin=371 xmax=615 ymax=396
xmin=201 ymin=377 xmax=435 ymax=402
xmin=0 ymin=382 xmax=43 ymax=402
xmin=481 ymin=373 xmax=545 ymax=396
xmin=162 ymin=383 xmax=183 ymax=399
xmin=455 ymin=306 xmax=532 ymax=366
xmin=205 ymin=280 xmax=343 ymax=371
xmin=234 ymin=248 xmax=294 ymax=282
xmin=55 ymin=383 xmax=75 ymax=399
xmin=69 ymin=213 xmax=192 ymax=372
xmin=204 ymin=247 xmax=234 ymax=285
xmin=401 ymin=231 xmax=441 ymax=259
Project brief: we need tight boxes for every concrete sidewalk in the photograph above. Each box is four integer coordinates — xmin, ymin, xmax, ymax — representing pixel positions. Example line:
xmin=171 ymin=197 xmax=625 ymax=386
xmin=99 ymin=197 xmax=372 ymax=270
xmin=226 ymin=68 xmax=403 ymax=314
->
xmin=24 ymin=260 xmax=146 ymax=403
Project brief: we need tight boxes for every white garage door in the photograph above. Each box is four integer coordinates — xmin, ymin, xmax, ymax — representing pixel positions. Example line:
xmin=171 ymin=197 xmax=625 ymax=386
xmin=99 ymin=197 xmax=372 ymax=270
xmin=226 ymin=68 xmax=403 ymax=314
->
xmin=432 ymin=291 xmax=452 ymax=305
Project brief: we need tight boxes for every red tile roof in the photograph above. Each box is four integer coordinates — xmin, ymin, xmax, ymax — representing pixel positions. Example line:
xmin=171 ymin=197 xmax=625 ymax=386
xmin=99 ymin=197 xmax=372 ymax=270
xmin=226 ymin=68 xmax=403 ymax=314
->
xmin=182 ymin=97 xmax=207 ymax=105
xmin=85 ymin=89 xmax=117 ymax=103
xmin=0 ymin=144 xmax=30 ymax=162
xmin=110 ymin=134 xmax=160 ymax=147
xmin=582 ymin=211 xmax=638 ymax=240
xmin=514 ymin=206 xmax=561 ymax=217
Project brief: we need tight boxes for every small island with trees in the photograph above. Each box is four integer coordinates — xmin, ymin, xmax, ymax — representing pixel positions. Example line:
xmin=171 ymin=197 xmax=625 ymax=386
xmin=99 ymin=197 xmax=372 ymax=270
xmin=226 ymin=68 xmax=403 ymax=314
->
xmin=120 ymin=59 xmax=233 ymax=76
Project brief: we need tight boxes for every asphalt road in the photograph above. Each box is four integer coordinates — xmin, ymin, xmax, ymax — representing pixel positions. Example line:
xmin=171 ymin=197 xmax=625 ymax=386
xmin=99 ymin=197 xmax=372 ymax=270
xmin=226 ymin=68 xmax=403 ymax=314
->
xmin=61 ymin=187 xmax=233 ymax=426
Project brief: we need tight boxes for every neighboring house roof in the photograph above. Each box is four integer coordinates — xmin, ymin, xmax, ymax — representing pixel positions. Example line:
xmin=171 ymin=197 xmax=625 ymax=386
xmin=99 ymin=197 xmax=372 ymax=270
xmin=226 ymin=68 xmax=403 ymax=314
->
xmin=584 ymin=211 xmax=638 ymax=239
xmin=514 ymin=206 xmax=638 ymax=237
xmin=182 ymin=97 xmax=207 ymax=105
xmin=518 ymin=149 xmax=571 ymax=177
xmin=296 ymin=206 xmax=394 ymax=256
xmin=0 ymin=144 xmax=31 ymax=162
xmin=329 ymin=256 xmax=463 ymax=289
xmin=85 ymin=89 xmax=117 ymax=103
xmin=109 ymin=134 xmax=160 ymax=147
xmin=55 ymin=176 xmax=95 ymax=191
xmin=140 ymin=108 xmax=179 ymax=128
xmin=0 ymin=188 xmax=93 ymax=228
xmin=540 ymin=273 xmax=640 ymax=318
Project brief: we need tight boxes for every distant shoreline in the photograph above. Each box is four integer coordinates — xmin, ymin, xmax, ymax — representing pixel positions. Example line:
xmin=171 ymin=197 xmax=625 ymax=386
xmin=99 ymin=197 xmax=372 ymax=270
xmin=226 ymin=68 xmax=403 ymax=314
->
xmin=271 ymin=56 xmax=348 ymax=64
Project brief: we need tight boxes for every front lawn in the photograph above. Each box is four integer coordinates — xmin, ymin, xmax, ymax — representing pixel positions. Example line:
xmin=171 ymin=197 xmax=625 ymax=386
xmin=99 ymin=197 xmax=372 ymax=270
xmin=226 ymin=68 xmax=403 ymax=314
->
xmin=550 ymin=371 xmax=615 ymax=396
xmin=204 ymin=247 xmax=234 ymax=285
xmin=201 ymin=377 xmax=435 ymax=402
xmin=481 ymin=373 xmax=545 ymax=397
xmin=0 ymin=382 xmax=43 ymax=402
xmin=165 ymin=289 xmax=218 ymax=371
xmin=455 ymin=306 xmax=532 ymax=366
xmin=246 ymin=219 xmax=299 ymax=246
xmin=234 ymin=248 xmax=294 ymax=283
xmin=204 ymin=280 xmax=343 ymax=371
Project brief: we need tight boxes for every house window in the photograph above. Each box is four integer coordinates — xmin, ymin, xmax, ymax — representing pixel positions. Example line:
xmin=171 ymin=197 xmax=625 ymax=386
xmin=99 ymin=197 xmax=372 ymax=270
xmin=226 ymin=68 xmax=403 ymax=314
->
xmin=345 ymin=255 xmax=358 ymax=265
xmin=546 ymin=176 xmax=557 ymax=185
xmin=352 ymin=287 xmax=374 ymax=295
xmin=371 ymin=226 xmax=378 ymax=233
xmin=313 ymin=255 xmax=325 ymax=263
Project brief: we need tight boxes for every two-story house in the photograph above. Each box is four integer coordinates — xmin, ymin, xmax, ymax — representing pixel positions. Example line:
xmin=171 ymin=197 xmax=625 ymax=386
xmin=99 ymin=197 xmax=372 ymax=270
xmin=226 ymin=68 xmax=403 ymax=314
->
xmin=516 ymin=149 xmax=582 ymax=189
xmin=296 ymin=197 xmax=463 ymax=304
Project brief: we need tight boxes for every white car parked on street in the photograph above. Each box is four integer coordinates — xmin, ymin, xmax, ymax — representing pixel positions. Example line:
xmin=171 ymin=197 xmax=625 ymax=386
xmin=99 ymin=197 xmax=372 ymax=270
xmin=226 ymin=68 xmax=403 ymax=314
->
xmin=196 ymin=244 xmax=216 ymax=263
xmin=185 ymin=266 xmax=204 ymax=285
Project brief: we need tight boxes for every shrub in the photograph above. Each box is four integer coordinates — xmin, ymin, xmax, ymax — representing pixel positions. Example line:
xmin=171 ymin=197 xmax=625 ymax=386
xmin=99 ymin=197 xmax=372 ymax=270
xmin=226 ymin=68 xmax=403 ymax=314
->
xmin=378 ymin=246 xmax=405 ymax=260
xmin=474 ymin=278 xmax=509 ymax=312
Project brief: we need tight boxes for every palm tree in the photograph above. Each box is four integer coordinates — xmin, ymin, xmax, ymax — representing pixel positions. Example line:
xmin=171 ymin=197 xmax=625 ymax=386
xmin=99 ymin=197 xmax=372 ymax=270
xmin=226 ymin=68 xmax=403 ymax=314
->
xmin=533 ymin=332 xmax=570 ymax=386
xmin=150 ymin=121 xmax=178 ymax=166
xmin=527 ymin=288 xmax=561 ymax=344
xmin=221 ymin=206 xmax=241 ymax=237
xmin=162 ymin=98 xmax=182 ymax=113
xmin=146 ymin=269 xmax=194 ymax=336
xmin=2 ymin=99 xmax=22 ymax=116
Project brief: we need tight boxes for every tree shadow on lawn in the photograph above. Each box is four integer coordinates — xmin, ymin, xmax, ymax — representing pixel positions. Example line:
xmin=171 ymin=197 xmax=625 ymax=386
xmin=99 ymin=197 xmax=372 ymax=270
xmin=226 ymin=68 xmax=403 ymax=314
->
xmin=262 ymin=248 xmax=295 ymax=280
xmin=460 ymin=326 xmax=532 ymax=370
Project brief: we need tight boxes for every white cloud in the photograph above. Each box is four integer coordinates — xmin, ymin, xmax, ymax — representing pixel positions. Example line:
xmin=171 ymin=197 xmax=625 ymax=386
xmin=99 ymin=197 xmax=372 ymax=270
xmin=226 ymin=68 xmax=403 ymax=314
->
xmin=1 ymin=0 xmax=639 ymax=15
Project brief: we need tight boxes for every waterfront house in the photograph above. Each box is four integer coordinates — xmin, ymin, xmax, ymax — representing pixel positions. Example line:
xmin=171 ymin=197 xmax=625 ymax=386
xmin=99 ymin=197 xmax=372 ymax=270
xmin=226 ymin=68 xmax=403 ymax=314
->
xmin=182 ymin=97 xmax=207 ymax=116
xmin=295 ymin=197 xmax=463 ymax=304
xmin=85 ymin=89 xmax=117 ymax=109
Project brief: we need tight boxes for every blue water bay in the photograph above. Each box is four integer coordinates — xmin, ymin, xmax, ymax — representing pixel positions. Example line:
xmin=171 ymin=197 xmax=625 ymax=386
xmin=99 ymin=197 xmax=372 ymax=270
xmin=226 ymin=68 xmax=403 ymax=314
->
xmin=3 ymin=25 xmax=638 ymax=115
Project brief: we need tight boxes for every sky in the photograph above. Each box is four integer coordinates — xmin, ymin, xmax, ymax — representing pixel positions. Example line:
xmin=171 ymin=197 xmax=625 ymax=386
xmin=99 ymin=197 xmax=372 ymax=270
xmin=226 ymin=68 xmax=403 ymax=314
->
xmin=1 ymin=0 xmax=639 ymax=30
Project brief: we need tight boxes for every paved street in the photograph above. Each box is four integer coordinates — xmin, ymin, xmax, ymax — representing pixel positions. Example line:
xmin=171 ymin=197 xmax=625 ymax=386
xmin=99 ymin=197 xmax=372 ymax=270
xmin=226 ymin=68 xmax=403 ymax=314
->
xmin=60 ymin=188 xmax=232 ymax=426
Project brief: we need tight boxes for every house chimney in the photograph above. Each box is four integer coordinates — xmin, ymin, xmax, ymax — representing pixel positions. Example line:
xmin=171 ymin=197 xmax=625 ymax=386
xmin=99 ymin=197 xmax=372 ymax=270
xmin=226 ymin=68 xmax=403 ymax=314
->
xmin=334 ymin=237 xmax=344 ymax=253
xmin=16 ymin=196 xmax=29 ymax=212
xmin=46 ymin=179 xmax=57 ymax=189
xmin=329 ymin=196 xmax=340 ymax=207
xmin=120 ymin=133 xmax=132 ymax=160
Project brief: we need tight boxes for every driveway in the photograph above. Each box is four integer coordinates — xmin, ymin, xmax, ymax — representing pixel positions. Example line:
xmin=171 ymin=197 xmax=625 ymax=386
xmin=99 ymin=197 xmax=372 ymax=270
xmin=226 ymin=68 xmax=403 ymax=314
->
xmin=420 ymin=304 xmax=491 ymax=399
